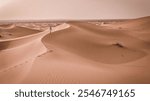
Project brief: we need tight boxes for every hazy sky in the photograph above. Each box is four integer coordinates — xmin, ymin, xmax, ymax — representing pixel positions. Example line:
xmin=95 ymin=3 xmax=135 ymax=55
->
xmin=0 ymin=0 xmax=150 ymax=20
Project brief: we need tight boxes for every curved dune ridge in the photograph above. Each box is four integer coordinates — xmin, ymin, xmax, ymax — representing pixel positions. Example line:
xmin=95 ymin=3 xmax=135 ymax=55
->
xmin=44 ymin=22 xmax=146 ymax=64
xmin=0 ymin=28 xmax=49 ymax=83
xmin=1 ymin=17 xmax=150 ymax=83
xmin=23 ymin=17 xmax=150 ymax=84
xmin=0 ymin=23 xmax=70 ymax=83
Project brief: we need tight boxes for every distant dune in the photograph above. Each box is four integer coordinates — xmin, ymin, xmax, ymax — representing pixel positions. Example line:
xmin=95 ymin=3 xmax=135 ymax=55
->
xmin=0 ymin=17 xmax=150 ymax=84
xmin=115 ymin=16 xmax=150 ymax=30
xmin=0 ymin=24 xmax=15 ymax=29
xmin=114 ymin=16 xmax=150 ymax=42
xmin=0 ymin=26 xmax=40 ymax=40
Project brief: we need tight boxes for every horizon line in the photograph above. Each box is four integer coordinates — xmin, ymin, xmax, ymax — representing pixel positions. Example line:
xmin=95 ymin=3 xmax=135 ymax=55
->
xmin=0 ymin=19 xmax=131 ymax=23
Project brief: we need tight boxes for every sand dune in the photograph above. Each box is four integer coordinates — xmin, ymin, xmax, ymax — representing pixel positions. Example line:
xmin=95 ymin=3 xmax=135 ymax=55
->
xmin=0 ymin=17 xmax=150 ymax=83
xmin=0 ymin=58 xmax=34 ymax=83
xmin=0 ymin=26 xmax=40 ymax=40
xmin=43 ymin=23 xmax=147 ymax=64
xmin=0 ymin=24 xmax=15 ymax=29
xmin=107 ymin=16 xmax=150 ymax=44
xmin=118 ymin=16 xmax=150 ymax=31
xmin=0 ymin=28 xmax=49 ymax=83
xmin=0 ymin=23 xmax=70 ymax=83
xmin=22 ymin=17 xmax=150 ymax=84
xmin=101 ymin=16 xmax=150 ymax=30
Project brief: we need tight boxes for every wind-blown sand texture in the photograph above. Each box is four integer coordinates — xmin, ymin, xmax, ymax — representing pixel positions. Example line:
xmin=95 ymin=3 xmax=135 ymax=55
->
xmin=0 ymin=16 xmax=150 ymax=84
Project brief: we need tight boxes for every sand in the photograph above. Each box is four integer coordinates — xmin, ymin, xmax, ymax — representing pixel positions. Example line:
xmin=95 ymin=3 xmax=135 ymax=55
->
xmin=0 ymin=16 xmax=150 ymax=83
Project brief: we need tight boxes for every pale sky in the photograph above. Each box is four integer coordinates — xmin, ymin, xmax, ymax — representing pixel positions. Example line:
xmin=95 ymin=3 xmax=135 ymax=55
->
xmin=0 ymin=0 xmax=150 ymax=20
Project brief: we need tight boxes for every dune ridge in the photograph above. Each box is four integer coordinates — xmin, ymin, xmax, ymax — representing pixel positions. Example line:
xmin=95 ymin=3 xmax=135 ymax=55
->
xmin=0 ymin=17 xmax=150 ymax=84
xmin=0 ymin=23 xmax=70 ymax=83
xmin=22 ymin=17 xmax=150 ymax=84
xmin=0 ymin=29 xmax=49 ymax=83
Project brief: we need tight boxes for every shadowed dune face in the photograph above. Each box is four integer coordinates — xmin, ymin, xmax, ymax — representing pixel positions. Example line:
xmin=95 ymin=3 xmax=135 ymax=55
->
xmin=0 ymin=30 xmax=45 ymax=50
xmin=0 ymin=26 xmax=40 ymax=40
xmin=0 ymin=24 xmax=15 ymax=29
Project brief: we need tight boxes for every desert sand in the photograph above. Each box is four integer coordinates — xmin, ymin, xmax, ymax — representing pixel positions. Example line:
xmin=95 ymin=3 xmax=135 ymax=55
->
xmin=0 ymin=16 xmax=150 ymax=84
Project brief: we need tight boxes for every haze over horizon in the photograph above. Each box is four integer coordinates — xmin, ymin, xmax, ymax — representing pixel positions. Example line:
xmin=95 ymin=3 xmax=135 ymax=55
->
xmin=0 ymin=0 xmax=150 ymax=20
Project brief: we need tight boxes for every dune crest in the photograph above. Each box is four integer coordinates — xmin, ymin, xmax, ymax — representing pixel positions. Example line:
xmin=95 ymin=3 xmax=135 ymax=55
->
xmin=0 ymin=23 xmax=70 ymax=83
xmin=1 ymin=17 xmax=150 ymax=84
xmin=23 ymin=17 xmax=150 ymax=84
